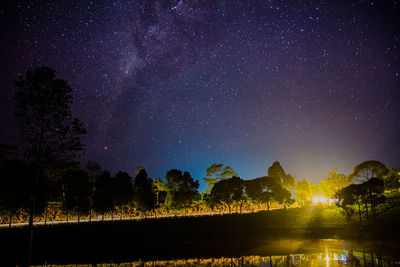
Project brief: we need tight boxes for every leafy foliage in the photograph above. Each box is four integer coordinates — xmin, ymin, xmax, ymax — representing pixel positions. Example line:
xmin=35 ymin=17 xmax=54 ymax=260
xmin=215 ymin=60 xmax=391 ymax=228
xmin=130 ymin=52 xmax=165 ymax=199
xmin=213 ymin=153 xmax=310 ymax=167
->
xmin=348 ymin=160 xmax=388 ymax=183
xmin=202 ymin=163 xmax=238 ymax=194
xmin=14 ymin=66 xmax=86 ymax=164
xmin=319 ymin=168 xmax=349 ymax=198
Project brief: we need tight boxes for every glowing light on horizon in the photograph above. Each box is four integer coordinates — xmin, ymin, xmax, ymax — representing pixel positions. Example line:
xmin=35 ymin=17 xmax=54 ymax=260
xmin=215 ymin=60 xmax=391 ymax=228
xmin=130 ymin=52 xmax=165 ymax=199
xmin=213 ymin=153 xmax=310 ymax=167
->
xmin=312 ymin=196 xmax=328 ymax=204
xmin=312 ymin=196 xmax=339 ymax=205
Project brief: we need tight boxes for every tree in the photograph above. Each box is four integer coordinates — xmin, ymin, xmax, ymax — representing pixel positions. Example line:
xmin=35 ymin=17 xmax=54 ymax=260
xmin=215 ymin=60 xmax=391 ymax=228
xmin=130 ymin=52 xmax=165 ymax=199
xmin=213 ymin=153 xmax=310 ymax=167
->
xmin=61 ymin=169 xmax=90 ymax=223
xmin=294 ymin=180 xmax=313 ymax=205
xmin=92 ymin=170 xmax=114 ymax=220
xmin=348 ymin=160 xmax=388 ymax=183
xmin=245 ymin=177 xmax=275 ymax=211
xmin=164 ymin=169 xmax=199 ymax=212
xmin=15 ymin=66 xmax=86 ymax=165
xmin=267 ymin=161 xmax=295 ymax=190
xmin=113 ymin=171 xmax=134 ymax=218
xmin=133 ymin=169 xmax=155 ymax=212
xmin=14 ymin=66 xmax=86 ymax=263
xmin=382 ymin=166 xmax=400 ymax=192
xmin=336 ymin=177 xmax=385 ymax=224
xmin=86 ymin=161 xmax=101 ymax=183
xmin=319 ymin=168 xmax=349 ymax=198
xmin=203 ymin=163 xmax=223 ymax=194
xmin=245 ymin=176 xmax=292 ymax=211
xmin=220 ymin=165 xmax=238 ymax=180
xmin=165 ymin=169 xmax=182 ymax=208
xmin=176 ymin=172 xmax=200 ymax=213
xmin=153 ymin=178 xmax=167 ymax=206
xmin=202 ymin=163 xmax=238 ymax=194
xmin=209 ymin=176 xmax=244 ymax=213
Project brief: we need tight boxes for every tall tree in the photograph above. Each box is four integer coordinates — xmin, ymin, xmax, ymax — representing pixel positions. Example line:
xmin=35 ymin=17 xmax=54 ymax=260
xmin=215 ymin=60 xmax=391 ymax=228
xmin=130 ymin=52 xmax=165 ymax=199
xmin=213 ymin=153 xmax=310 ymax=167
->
xmin=348 ymin=160 xmax=388 ymax=183
xmin=267 ymin=161 xmax=295 ymax=190
xmin=203 ymin=163 xmax=223 ymax=194
xmin=176 ymin=171 xmax=200 ymax=212
xmin=153 ymin=178 xmax=167 ymax=206
xmin=15 ymin=66 xmax=86 ymax=165
xmin=14 ymin=66 xmax=86 ymax=264
xmin=165 ymin=169 xmax=182 ymax=208
xmin=133 ymin=169 xmax=155 ymax=212
xmin=203 ymin=163 xmax=238 ymax=194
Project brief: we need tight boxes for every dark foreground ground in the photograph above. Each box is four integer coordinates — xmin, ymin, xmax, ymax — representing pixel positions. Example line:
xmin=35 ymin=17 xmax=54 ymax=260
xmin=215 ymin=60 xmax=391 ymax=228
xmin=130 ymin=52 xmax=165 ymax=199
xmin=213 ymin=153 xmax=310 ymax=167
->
xmin=1 ymin=206 xmax=400 ymax=266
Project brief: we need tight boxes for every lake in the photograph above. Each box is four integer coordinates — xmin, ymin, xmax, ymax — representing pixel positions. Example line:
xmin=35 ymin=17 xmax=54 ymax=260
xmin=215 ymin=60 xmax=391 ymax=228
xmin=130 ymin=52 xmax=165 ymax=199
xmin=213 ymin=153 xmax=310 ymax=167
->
xmin=32 ymin=239 xmax=400 ymax=266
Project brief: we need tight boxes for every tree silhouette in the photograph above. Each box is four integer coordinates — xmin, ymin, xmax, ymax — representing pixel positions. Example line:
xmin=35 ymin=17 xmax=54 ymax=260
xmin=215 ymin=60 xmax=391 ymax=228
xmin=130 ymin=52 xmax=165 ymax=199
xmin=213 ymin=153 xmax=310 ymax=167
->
xmin=348 ymin=160 xmax=388 ymax=183
xmin=61 ymin=169 xmax=90 ymax=223
xmin=336 ymin=177 xmax=385 ymax=224
xmin=245 ymin=176 xmax=291 ymax=211
xmin=15 ymin=66 xmax=86 ymax=165
xmin=133 ymin=169 xmax=155 ymax=213
xmin=14 ymin=66 xmax=86 ymax=263
xmin=169 ymin=171 xmax=199 ymax=213
xmin=92 ymin=170 xmax=114 ymax=220
xmin=209 ymin=176 xmax=244 ymax=213
xmin=113 ymin=171 xmax=134 ymax=218
xmin=267 ymin=161 xmax=295 ymax=190
xmin=203 ymin=163 xmax=238 ymax=194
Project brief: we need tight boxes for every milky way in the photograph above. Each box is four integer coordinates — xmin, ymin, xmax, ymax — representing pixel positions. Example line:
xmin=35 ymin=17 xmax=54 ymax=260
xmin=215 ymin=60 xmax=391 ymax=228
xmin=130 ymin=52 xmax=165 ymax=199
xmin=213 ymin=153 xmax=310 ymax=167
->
xmin=1 ymin=1 xmax=399 ymax=189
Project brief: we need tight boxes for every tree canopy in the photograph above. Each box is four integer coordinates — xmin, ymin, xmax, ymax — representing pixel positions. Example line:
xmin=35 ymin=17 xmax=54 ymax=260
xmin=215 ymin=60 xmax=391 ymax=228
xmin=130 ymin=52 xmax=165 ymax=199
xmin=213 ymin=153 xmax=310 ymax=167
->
xmin=267 ymin=161 xmax=295 ymax=189
xmin=202 ymin=163 xmax=238 ymax=194
xmin=348 ymin=160 xmax=388 ymax=183
xmin=14 ymin=66 xmax=86 ymax=165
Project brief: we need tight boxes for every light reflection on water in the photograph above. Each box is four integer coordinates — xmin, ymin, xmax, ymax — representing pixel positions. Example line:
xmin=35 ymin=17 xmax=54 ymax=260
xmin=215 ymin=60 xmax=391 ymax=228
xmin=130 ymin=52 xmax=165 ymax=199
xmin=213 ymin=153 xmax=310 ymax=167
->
xmin=34 ymin=239 xmax=400 ymax=266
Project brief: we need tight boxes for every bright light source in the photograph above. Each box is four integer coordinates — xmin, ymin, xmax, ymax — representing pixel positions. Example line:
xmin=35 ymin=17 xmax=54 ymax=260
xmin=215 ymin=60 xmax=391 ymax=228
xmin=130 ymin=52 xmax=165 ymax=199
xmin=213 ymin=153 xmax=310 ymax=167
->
xmin=312 ymin=196 xmax=328 ymax=204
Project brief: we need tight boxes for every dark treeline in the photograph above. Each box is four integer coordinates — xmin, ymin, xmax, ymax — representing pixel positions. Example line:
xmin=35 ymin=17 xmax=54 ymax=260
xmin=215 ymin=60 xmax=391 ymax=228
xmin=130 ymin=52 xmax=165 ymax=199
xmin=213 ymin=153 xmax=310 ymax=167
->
xmin=0 ymin=156 xmax=298 ymax=224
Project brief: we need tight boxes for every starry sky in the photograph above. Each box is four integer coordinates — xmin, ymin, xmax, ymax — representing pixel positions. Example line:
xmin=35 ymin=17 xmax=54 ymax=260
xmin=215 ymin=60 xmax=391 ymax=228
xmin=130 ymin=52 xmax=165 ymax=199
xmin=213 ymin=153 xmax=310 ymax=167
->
xmin=1 ymin=0 xmax=399 ymax=190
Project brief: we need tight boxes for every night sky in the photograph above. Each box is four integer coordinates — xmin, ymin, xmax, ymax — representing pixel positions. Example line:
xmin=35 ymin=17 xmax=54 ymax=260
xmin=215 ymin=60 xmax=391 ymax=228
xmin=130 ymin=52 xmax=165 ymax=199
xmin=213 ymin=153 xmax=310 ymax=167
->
xmin=1 ymin=1 xmax=399 ymax=190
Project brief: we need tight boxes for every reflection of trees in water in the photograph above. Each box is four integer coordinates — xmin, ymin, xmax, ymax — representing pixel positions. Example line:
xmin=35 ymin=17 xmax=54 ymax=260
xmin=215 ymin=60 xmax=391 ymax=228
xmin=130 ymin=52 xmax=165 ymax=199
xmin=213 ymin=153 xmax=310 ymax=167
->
xmin=40 ymin=250 xmax=392 ymax=266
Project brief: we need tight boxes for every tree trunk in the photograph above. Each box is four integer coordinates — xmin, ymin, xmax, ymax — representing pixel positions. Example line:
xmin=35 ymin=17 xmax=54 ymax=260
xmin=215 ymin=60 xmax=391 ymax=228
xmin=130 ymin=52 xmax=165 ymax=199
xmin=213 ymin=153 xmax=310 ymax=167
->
xmin=89 ymin=210 xmax=92 ymax=222
xmin=102 ymin=213 xmax=104 ymax=221
xmin=357 ymin=201 xmax=362 ymax=225
xmin=28 ymin=165 xmax=42 ymax=266
xmin=78 ymin=213 xmax=80 ymax=223
xmin=240 ymin=202 xmax=243 ymax=214
xmin=267 ymin=201 xmax=270 ymax=211
xmin=44 ymin=208 xmax=47 ymax=225
xmin=66 ymin=211 xmax=69 ymax=223
xmin=8 ymin=214 xmax=12 ymax=228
